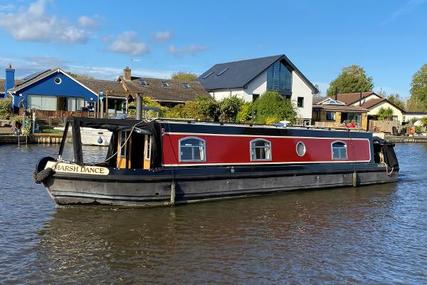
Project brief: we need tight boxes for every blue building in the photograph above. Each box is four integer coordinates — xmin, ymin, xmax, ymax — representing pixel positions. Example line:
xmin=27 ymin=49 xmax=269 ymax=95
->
xmin=1 ymin=65 xmax=210 ymax=117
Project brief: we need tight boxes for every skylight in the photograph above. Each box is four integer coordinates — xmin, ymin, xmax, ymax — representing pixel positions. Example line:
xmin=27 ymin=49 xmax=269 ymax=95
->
xmin=216 ymin=67 xmax=229 ymax=76
xmin=202 ymin=71 xmax=214 ymax=79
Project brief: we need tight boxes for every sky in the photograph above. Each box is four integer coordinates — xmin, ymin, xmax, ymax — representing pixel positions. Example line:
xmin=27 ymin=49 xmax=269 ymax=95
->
xmin=0 ymin=0 xmax=426 ymax=98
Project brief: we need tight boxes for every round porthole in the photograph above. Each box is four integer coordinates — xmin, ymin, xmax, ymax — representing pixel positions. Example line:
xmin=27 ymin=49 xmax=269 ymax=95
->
xmin=296 ymin=141 xmax=306 ymax=157
xmin=54 ymin=77 xmax=62 ymax=85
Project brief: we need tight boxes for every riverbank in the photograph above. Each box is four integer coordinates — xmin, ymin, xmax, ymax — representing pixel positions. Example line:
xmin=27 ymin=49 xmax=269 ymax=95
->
xmin=0 ymin=133 xmax=62 ymax=145
xmin=385 ymin=135 xmax=427 ymax=143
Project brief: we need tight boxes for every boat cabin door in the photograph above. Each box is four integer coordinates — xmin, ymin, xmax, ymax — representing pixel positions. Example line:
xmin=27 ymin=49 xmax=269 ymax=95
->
xmin=117 ymin=131 xmax=132 ymax=169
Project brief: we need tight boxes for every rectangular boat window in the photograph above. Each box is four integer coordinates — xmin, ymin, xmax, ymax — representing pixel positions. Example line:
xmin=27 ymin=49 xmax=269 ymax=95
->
xmin=332 ymin=141 xmax=347 ymax=160
xmin=251 ymin=139 xmax=272 ymax=161
xmin=179 ymin=137 xmax=206 ymax=162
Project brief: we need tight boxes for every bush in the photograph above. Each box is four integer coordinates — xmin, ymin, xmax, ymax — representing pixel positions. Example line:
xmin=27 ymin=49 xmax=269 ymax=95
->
xmin=164 ymin=96 xmax=220 ymax=121
xmin=377 ymin=107 xmax=394 ymax=120
xmin=252 ymin=91 xmax=296 ymax=124
xmin=128 ymin=96 xmax=167 ymax=119
xmin=0 ymin=98 xmax=12 ymax=119
xmin=219 ymin=96 xmax=244 ymax=122
xmin=236 ymin=102 xmax=253 ymax=123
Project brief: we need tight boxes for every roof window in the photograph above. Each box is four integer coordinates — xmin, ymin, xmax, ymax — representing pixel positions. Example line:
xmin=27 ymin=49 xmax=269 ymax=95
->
xmin=182 ymin=83 xmax=191 ymax=89
xmin=216 ymin=67 xmax=229 ymax=76
xmin=161 ymin=81 xmax=170 ymax=88
xmin=202 ymin=71 xmax=214 ymax=79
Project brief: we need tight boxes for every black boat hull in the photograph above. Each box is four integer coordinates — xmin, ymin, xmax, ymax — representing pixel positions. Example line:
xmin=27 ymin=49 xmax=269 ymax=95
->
xmin=43 ymin=164 xmax=398 ymax=207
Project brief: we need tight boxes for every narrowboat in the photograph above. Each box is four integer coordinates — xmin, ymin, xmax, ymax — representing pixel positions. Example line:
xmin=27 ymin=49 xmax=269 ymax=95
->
xmin=34 ymin=117 xmax=399 ymax=207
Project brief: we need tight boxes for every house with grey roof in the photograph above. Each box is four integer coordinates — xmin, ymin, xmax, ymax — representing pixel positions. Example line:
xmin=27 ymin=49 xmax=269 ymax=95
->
xmin=199 ymin=55 xmax=319 ymax=123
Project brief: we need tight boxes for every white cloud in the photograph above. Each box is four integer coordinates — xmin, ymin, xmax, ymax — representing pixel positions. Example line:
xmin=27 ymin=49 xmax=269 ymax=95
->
xmin=108 ymin=31 xmax=149 ymax=56
xmin=154 ymin=31 xmax=172 ymax=42
xmin=78 ymin=16 xmax=97 ymax=28
xmin=0 ymin=0 xmax=89 ymax=43
xmin=168 ymin=44 xmax=207 ymax=56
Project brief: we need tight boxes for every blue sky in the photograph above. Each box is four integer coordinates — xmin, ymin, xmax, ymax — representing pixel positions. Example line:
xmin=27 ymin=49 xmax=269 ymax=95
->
xmin=0 ymin=0 xmax=426 ymax=98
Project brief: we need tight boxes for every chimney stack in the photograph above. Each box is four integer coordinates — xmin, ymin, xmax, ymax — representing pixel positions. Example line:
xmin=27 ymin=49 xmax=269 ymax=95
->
xmin=123 ymin=66 xmax=131 ymax=81
xmin=5 ymin=64 xmax=15 ymax=92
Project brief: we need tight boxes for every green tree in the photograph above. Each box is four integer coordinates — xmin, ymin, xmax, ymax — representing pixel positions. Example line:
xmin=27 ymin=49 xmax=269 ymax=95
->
xmin=252 ymin=91 xmax=296 ymax=124
xmin=327 ymin=65 xmax=374 ymax=97
xmin=387 ymin=93 xmax=406 ymax=110
xmin=171 ymin=72 xmax=198 ymax=82
xmin=407 ymin=64 xmax=427 ymax=112
xmin=377 ymin=107 xmax=394 ymax=120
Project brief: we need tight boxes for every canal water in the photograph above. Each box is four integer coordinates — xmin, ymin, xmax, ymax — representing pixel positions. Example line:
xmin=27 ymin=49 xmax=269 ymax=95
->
xmin=0 ymin=144 xmax=426 ymax=284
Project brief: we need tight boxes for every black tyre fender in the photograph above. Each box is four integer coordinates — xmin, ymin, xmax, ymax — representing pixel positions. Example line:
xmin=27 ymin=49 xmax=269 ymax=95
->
xmin=34 ymin=168 xmax=54 ymax=184
xmin=33 ymin=156 xmax=56 ymax=184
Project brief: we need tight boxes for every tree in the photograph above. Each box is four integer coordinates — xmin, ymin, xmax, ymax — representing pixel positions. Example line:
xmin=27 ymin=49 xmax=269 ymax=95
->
xmin=67 ymin=72 xmax=94 ymax=80
xmin=252 ymin=91 xmax=296 ymax=124
xmin=327 ymin=65 xmax=374 ymax=97
xmin=171 ymin=72 xmax=198 ymax=82
xmin=377 ymin=90 xmax=406 ymax=111
xmin=377 ymin=107 xmax=394 ymax=120
xmin=386 ymin=93 xmax=406 ymax=110
xmin=407 ymin=64 xmax=427 ymax=112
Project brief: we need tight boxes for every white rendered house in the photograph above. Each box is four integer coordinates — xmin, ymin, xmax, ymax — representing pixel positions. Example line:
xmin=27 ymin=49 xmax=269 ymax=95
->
xmin=199 ymin=55 xmax=319 ymax=123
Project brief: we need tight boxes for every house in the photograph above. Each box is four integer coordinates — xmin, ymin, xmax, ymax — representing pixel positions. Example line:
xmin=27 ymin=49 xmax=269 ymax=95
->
xmin=336 ymin=92 xmax=405 ymax=123
xmin=198 ymin=55 xmax=319 ymax=124
xmin=117 ymin=66 xmax=209 ymax=108
xmin=312 ymin=97 xmax=368 ymax=129
xmin=1 ymin=65 xmax=210 ymax=118
xmin=402 ymin=112 xmax=427 ymax=123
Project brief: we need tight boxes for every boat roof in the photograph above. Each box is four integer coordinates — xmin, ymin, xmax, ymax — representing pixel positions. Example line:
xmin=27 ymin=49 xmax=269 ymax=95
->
xmin=67 ymin=117 xmax=370 ymax=135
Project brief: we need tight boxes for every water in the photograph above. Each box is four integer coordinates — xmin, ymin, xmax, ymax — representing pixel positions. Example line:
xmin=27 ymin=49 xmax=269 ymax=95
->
xmin=0 ymin=144 xmax=426 ymax=284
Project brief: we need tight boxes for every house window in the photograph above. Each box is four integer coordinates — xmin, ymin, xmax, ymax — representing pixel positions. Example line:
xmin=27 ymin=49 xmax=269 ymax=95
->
xmin=297 ymin=97 xmax=304 ymax=108
xmin=179 ymin=137 xmax=206 ymax=162
xmin=332 ymin=141 xmax=347 ymax=160
xmin=266 ymin=61 xmax=292 ymax=95
xmin=326 ymin=112 xmax=336 ymax=121
xmin=67 ymin=97 xmax=84 ymax=111
xmin=250 ymin=139 xmax=272 ymax=161
xmin=252 ymin=94 xmax=260 ymax=102
xmin=28 ymin=95 xmax=57 ymax=111
xmin=54 ymin=77 xmax=62 ymax=85
xmin=296 ymin=141 xmax=306 ymax=157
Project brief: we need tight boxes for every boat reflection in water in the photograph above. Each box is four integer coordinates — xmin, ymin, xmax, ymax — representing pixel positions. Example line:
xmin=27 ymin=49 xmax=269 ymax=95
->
xmin=36 ymin=183 xmax=399 ymax=283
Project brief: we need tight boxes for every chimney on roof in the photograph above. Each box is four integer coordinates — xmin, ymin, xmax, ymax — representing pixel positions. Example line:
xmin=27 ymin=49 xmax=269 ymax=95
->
xmin=123 ymin=66 xmax=131 ymax=81
xmin=359 ymin=92 xmax=362 ymax=107
xmin=334 ymin=87 xmax=338 ymax=100
xmin=5 ymin=64 xmax=15 ymax=93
